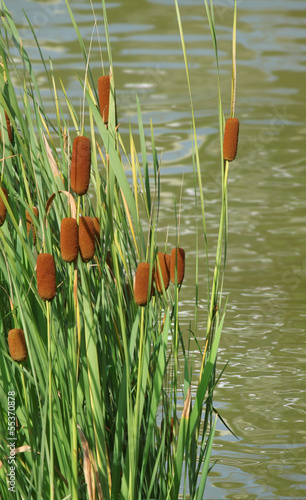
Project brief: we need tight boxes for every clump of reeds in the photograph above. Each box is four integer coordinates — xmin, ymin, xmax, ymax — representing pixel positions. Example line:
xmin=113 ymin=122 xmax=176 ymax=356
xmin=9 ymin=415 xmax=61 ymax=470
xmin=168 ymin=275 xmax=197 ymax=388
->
xmin=223 ymin=117 xmax=239 ymax=161
xmin=98 ymin=75 xmax=110 ymax=125
xmin=36 ymin=253 xmax=57 ymax=301
xmin=155 ymin=252 xmax=170 ymax=293
xmin=60 ymin=217 xmax=79 ymax=263
xmin=8 ymin=329 xmax=27 ymax=362
xmin=170 ymin=247 xmax=185 ymax=285
xmin=26 ymin=207 xmax=39 ymax=245
xmin=134 ymin=263 xmax=153 ymax=306
xmin=0 ymin=187 xmax=8 ymax=227
xmin=79 ymin=216 xmax=95 ymax=263
xmin=70 ymin=136 xmax=91 ymax=195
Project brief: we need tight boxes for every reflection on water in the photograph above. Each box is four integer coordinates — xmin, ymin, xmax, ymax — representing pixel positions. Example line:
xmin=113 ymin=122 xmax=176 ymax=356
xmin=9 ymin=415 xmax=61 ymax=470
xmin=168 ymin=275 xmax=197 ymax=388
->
xmin=6 ymin=0 xmax=306 ymax=497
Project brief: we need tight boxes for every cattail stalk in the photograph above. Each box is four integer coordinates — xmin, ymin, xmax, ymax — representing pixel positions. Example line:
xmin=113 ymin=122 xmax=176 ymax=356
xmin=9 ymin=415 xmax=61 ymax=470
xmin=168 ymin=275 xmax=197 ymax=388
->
xmin=134 ymin=263 xmax=153 ymax=306
xmin=8 ymin=329 xmax=27 ymax=362
xmin=26 ymin=207 xmax=39 ymax=245
xmin=79 ymin=217 xmax=95 ymax=263
xmin=98 ymin=76 xmax=110 ymax=125
xmin=223 ymin=117 xmax=239 ymax=162
xmin=155 ymin=252 xmax=170 ymax=293
xmin=170 ymin=247 xmax=185 ymax=285
xmin=70 ymin=136 xmax=91 ymax=196
xmin=36 ymin=253 xmax=57 ymax=301
xmin=0 ymin=187 xmax=8 ymax=227
xmin=60 ymin=218 xmax=79 ymax=263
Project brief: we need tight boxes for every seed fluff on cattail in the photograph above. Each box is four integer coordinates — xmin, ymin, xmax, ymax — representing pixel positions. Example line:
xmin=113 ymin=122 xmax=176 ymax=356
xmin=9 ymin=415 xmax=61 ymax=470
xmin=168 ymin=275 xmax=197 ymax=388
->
xmin=8 ymin=329 xmax=27 ymax=362
xmin=170 ymin=247 xmax=185 ymax=285
xmin=0 ymin=187 xmax=8 ymax=227
xmin=98 ymin=75 xmax=110 ymax=125
xmin=79 ymin=216 xmax=95 ymax=263
xmin=223 ymin=117 xmax=239 ymax=162
xmin=134 ymin=263 xmax=153 ymax=306
xmin=60 ymin=217 xmax=79 ymax=263
xmin=36 ymin=253 xmax=57 ymax=302
xmin=70 ymin=136 xmax=91 ymax=196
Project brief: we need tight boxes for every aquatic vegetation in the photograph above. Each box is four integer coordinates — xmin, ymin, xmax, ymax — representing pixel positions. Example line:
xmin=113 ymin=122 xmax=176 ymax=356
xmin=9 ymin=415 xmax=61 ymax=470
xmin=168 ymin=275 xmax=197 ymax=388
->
xmin=0 ymin=0 xmax=239 ymax=498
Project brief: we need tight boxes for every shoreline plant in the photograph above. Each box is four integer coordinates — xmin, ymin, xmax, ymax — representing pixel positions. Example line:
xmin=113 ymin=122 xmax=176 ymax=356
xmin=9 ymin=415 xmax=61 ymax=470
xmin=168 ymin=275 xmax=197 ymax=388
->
xmin=0 ymin=0 xmax=238 ymax=498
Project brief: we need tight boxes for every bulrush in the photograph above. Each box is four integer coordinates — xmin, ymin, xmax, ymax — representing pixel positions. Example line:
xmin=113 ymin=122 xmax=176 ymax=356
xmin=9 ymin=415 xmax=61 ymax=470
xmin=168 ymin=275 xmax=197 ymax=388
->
xmin=8 ymin=329 xmax=27 ymax=362
xmin=36 ymin=253 xmax=57 ymax=301
xmin=223 ymin=117 xmax=239 ymax=162
xmin=70 ymin=136 xmax=91 ymax=195
xmin=165 ymin=254 xmax=171 ymax=274
xmin=134 ymin=263 xmax=153 ymax=306
xmin=98 ymin=75 xmax=110 ymax=125
xmin=79 ymin=216 xmax=95 ymax=263
xmin=26 ymin=207 xmax=39 ymax=245
xmin=92 ymin=217 xmax=100 ymax=244
xmin=60 ymin=217 xmax=79 ymax=263
xmin=0 ymin=187 xmax=8 ymax=227
xmin=155 ymin=252 xmax=170 ymax=293
xmin=5 ymin=111 xmax=13 ymax=144
xmin=170 ymin=247 xmax=185 ymax=285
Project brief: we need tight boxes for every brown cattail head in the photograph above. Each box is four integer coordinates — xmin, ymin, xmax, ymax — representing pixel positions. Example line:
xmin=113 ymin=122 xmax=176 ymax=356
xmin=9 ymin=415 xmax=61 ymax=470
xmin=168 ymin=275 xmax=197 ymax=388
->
xmin=36 ymin=253 xmax=57 ymax=301
xmin=5 ymin=111 xmax=13 ymax=144
xmin=0 ymin=187 xmax=8 ymax=227
xmin=98 ymin=76 xmax=110 ymax=125
xmin=223 ymin=117 xmax=239 ymax=162
xmin=70 ymin=136 xmax=91 ymax=196
xmin=8 ymin=329 xmax=27 ymax=362
xmin=155 ymin=252 xmax=170 ymax=293
xmin=170 ymin=247 xmax=185 ymax=285
xmin=92 ymin=217 xmax=100 ymax=244
xmin=60 ymin=217 xmax=79 ymax=263
xmin=26 ymin=207 xmax=39 ymax=245
xmin=79 ymin=216 xmax=95 ymax=263
xmin=134 ymin=263 xmax=153 ymax=306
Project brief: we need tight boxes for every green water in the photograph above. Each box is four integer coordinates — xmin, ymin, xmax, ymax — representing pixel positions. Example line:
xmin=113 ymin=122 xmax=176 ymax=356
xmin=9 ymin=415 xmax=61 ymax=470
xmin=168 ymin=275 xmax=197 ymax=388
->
xmin=6 ymin=0 xmax=306 ymax=498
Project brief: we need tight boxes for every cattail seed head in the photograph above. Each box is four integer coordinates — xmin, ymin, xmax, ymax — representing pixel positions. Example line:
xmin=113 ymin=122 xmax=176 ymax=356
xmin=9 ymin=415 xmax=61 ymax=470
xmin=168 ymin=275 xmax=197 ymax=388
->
xmin=37 ymin=253 xmax=57 ymax=301
xmin=0 ymin=187 xmax=8 ymax=227
xmin=155 ymin=252 xmax=170 ymax=293
xmin=8 ymin=329 xmax=27 ymax=362
xmin=134 ymin=263 xmax=153 ymax=306
xmin=79 ymin=216 xmax=95 ymax=263
xmin=60 ymin=217 xmax=79 ymax=263
xmin=223 ymin=117 xmax=239 ymax=162
xmin=92 ymin=217 xmax=100 ymax=244
xmin=98 ymin=76 xmax=110 ymax=125
xmin=5 ymin=111 xmax=13 ymax=144
xmin=70 ymin=136 xmax=91 ymax=196
xmin=26 ymin=207 xmax=39 ymax=245
xmin=170 ymin=247 xmax=185 ymax=285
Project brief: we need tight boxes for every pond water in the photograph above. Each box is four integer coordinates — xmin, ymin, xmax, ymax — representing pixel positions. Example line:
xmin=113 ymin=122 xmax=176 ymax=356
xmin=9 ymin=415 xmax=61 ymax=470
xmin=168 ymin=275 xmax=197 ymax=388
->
xmin=5 ymin=0 xmax=306 ymax=498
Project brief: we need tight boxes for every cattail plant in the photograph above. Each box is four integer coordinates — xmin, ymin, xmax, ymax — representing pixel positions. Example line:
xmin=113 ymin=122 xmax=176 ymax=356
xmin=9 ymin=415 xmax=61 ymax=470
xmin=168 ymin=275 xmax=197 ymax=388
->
xmin=36 ymin=253 xmax=57 ymax=301
xmin=134 ymin=262 xmax=153 ymax=306
xmin=98 ymin=75 xmax=110 ymax=125
xmin=0 ymin=187 xmax=8 ymax=227
xmin=60 ymin=217 xmax=79 ymax=263
xmin=223 ymin=117 xmax=239 ymax=161
xmin=79 ymin=216 xmax=95 ymax=263
xmin=170 ymin=247 xmax=185 ymax=285
xmin=70 ymin=136 xmax=91 ymax=195
xmin=155 ymin=252 xmax=170 ymax=293
xmin=26 ymin=207 xmax=39 ymax=245
xmin=8 ymin=329 xmax=27 ymax=362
